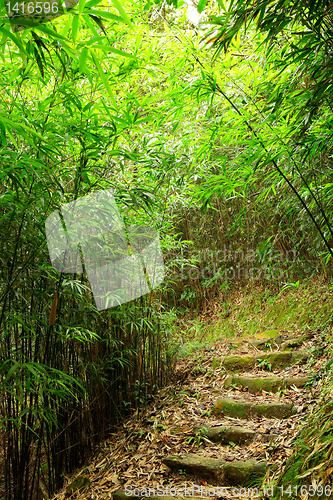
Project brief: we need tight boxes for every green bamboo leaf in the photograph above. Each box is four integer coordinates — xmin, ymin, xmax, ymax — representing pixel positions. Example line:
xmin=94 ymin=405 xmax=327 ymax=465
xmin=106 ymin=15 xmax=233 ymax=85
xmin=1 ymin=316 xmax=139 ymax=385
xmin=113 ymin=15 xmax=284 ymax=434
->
xmin=33 ymin=46 xmax=44 ymax=77
xmin=79 ymin=46 xmax=88 ymax=72
xmin=72 ymin=14 xmax=79 ymax=42
xmin=85 ymin=0 xmax=101 ymax=7
xmin=87 ymin=8 xmax=124 ymax=23
xmin=110 ymin=0 xmax=133 ymax=27
xmin=90 ymin=44 xmax=134 ymax=58
xmin=6 ymin=128 xmax=18 ymax=149
xmin=5 ymin=361 xmax=20 ymax=381
xmin=0 ymin=28 xmax=29 ymax=56
xmin=84 ymin=14 xmax=100 ymax=37
xmin=135 ymin=114 xmax=155 ymax=124
xmin=0 ymin=120 xmax=6 ymax=146
xmin=197 ymin=0 xmax=207 ymax=13
xmin=33 ymin=24 xmax=67 ymax=41
xmin=79 ymin=0 xmax=86 ymax=15
xmin=60 ymin=16 xmax=72 ymax=36
xmin=87 ymin=13 xmax=108 ymax=37
xmin=91 ymin=50 xmax=117 ymax=108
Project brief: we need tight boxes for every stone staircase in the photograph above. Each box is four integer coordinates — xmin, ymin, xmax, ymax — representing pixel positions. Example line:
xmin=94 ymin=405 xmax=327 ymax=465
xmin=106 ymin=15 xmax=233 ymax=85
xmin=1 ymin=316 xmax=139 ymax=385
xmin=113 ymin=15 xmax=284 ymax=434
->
xmin=96 ymin=331 xmax=323 ymax=500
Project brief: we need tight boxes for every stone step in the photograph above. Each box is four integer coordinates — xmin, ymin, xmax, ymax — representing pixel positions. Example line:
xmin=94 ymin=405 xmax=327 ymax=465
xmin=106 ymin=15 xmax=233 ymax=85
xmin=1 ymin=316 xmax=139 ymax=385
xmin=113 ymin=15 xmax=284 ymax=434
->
xmin=220 ymin=350 xmax=308 ymax=372
xmin=193 ymin=425 xmax=276 ymax=445
xmin=194 ymin=424 xmax=255 ymax=444
xmin=212 ymin=397 xmax=296 ymax=419
xmin=224 ymin=374 xmax=310 ymax=394
xmin=228 ymin=332 xmax=314 ymax=350
xmin=163 ymin=453 xmax=267 ymax=486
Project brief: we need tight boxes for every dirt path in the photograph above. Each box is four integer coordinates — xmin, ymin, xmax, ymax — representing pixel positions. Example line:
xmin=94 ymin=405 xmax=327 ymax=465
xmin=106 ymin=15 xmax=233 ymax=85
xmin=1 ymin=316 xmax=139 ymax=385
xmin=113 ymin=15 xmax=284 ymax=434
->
xmin=56 ymin=328 xmax=328 ymax=500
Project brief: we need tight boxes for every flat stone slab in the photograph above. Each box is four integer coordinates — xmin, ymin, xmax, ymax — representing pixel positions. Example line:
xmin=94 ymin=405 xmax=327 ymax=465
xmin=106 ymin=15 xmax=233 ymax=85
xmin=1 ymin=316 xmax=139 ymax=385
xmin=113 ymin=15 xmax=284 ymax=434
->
xmin=254 ymin=330 xmax=280 ymax=340
xmin=280 ymin=338 xmax=303 ymax=350
xmin=224 ymin=375 xmax=310 ymax=394
xmin=229 ymin=332 xmax=313 ymax=350
xmin=194 ymin=425 xmax=255 ymax=444
xmin=222 ymin=351 xmax=308 ymax=372
xmin=212 ymin=398 xmax=296 ymax=419
xmin=230 ymin=335 xmax=289 ymax=349
xmin=222 ymin=354 xmax=255 ymax=372
xmin=163 ymin=454 xmax=267 ymax=486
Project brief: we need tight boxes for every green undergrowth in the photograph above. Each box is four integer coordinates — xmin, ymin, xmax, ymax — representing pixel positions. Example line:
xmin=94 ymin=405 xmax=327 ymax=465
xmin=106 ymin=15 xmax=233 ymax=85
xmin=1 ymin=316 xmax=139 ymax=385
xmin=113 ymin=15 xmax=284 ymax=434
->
xmin=177 ymin=277 xmax=333 ymax=357
xmin=265 ymin=367 xmax=333 ymax=499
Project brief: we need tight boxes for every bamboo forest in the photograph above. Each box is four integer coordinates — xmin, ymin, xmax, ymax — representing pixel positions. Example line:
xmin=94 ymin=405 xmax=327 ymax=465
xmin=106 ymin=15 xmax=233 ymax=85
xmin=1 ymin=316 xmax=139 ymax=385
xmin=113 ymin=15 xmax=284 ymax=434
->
xmin=1 ymin=0 xmax=333 ymax=498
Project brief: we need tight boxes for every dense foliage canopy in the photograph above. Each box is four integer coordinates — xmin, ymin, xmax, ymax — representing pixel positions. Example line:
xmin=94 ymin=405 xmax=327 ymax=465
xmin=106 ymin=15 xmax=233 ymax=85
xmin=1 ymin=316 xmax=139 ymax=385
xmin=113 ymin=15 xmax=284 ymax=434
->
xmin=1 ymin=0 xmax=333 ymax=497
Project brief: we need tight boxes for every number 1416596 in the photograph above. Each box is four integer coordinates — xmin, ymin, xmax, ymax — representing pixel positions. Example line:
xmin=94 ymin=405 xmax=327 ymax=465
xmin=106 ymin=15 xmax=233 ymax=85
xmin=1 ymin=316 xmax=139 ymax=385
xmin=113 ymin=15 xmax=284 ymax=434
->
xmin=5 ymin=2 xmax=59 ymax=15
xmin=279 ymin=484 xmax=332 ymax=497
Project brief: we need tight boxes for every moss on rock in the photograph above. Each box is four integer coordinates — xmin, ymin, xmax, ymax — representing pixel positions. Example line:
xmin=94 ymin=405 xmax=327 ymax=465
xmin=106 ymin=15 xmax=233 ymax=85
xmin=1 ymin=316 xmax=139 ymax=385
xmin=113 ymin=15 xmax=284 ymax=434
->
xmin=223 ymin=355 xmax=255 ymax=372
xmin=212 ymin=358 xmax=222 ymax=369
xmin=224 ymin=375 xmax=309 ymax=394
xmin=163 ymin=453 xmax=267 ymax=486
xmin=194 ymin=425 xmax=255 ymax=444
xmin=254 ymin=330 xmax=280 ymax=340
xmin=65 ymin=475 xmax=90 ymax=496
xmin=222 ymin=351 xmax=308 ymax=373
xmin=212 ymin=398 xmax=295 ymax=419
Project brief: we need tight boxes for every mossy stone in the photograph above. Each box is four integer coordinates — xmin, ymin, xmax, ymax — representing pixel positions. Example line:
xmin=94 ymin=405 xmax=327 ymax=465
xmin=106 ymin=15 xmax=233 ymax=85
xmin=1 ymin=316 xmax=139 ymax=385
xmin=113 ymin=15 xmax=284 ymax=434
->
xmin=222 ymin=351 xmax=308 ymax=374
xmin=224 ymin=375 xmax=309 ymax=394
xmin=212 ymin=358 xmax=221 ymax=369
xmin=281 ymin=338 xmax=302 ymax=350
xmin=222 ymin=459 xmax=267 ymax=484
xmin=258 ymin=351 xmax=308 ymax=368
xmin=223 ymin=355 xmax=255 ymax=373
xmin=212 ymin=398 xmax=295 ymax=419
xmin=65 ymin=475 xmax=90 ymax=496
xmin=254 ymin=330 xmax=280 ymax=340
xmin=290 ymin=351 xmax=308 ymax=364
xmin=163 ymin=454 xmax=267 ymax=486
xmin=258 ymin=352 xmax=292 ymax=368
xmin=194 ymin=425 xmax=255 ymax=444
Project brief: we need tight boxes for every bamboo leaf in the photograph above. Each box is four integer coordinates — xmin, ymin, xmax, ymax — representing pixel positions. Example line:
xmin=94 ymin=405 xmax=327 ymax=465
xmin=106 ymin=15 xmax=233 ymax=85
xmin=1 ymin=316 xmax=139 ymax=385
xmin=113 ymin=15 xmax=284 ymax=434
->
xmin=91 ymin=50 xmax=117 ymax=107
xmin=86 ymin=8 xmax=124 ymax=23
xmin=0 ymin=28 xmax=29 ymax=56
xmin=72 ymin=14 xmax=79 ymax=42
xmin=79 ymin=46 xmax=88 ymax=72
xmin=110 ymin=0 xmax=133 ymax=27
xmin=79 ymin=0 xmax=86 ymax=14
xmin=89 ymin=44 xmax=135 ymax=58
xmin=197 ymin=0 xmax=207 ymax=14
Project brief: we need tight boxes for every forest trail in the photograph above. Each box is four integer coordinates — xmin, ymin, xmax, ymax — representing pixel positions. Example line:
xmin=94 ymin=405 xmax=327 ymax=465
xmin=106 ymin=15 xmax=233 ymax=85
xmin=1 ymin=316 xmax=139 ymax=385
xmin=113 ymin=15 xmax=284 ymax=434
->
xmin=57 ymin=329 xmax=328 ymax=500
